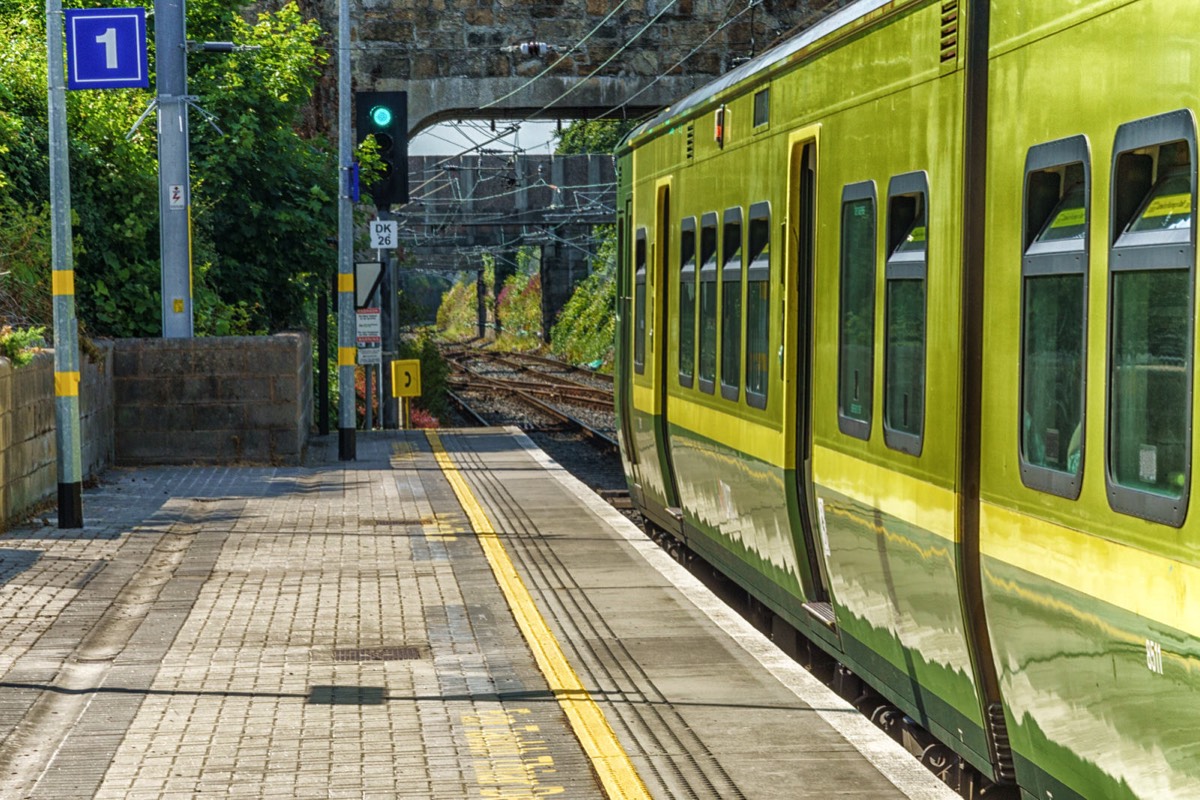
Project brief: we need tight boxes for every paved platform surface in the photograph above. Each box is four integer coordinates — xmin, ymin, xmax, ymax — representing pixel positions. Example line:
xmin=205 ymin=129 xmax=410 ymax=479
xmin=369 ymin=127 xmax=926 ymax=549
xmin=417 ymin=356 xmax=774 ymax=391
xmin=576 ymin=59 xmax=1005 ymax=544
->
xmin=0 ymin=428 xmax=958 ymax=799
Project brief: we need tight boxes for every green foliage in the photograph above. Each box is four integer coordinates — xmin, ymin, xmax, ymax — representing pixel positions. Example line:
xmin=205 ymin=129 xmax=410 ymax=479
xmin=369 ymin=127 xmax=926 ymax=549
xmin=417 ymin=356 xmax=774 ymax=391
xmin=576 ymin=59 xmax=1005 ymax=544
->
xmin=550 ymin=227 xmax=616 ymax=370
xmin=397 ymin=333 xmax=450 ymax=421
xmin=188 ymin=2 xmax=335 ymax=335
xmin=435 ymin=275 xmax=480 ymax=340
xmin=0 ymin=0 xmax=339 ymax=339
xmin=555 ymin=118 xmax=640 ymax=155
xmin=0 ymin=324 xmax=45 ymax=366
xmin=0 ymin=198 xmax=51 ymax=327
xmin=495 ymin=269 xmax=542 ymax=350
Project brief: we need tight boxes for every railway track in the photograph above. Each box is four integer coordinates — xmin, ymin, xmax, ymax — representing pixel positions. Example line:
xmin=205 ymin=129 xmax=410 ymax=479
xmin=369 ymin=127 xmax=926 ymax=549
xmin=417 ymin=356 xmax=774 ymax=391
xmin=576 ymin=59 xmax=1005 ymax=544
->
xmin=444 ymin=346 xmax=618 ymax=451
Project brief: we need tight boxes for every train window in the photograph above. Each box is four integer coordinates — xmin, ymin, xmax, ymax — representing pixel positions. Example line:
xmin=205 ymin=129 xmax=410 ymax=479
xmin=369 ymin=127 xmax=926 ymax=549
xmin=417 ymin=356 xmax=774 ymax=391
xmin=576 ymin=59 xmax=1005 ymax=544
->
xmin=698 ymin=213 xmax=719 ymax=394
xmin=838 ymin=182 xmax=876 ymax=440
xmin=1020 ymin=136 xmax=1090 ymax=500
xmin=1106 ymin=110 xmax=1196 ymax=527
xmin=634 ymin=229 xmax=647 ymax=375
xmin=679 ymin=217 xmax=697 ymax=388
xmin=753 ymin=89 xmax=769 ymax=128
xmin=721 ymin=207 xmax=743 ymax=402
xmin=883 ymin=172 xmax=929 ymax=456
xmin=746 ymin=203 xmax=771 ymax=409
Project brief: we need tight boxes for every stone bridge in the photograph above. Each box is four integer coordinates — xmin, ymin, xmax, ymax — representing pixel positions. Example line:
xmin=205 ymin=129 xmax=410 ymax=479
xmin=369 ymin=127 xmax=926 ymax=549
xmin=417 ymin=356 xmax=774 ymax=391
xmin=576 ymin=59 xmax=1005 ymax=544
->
xmin=304 ymin=0 xmax=846 ymax=135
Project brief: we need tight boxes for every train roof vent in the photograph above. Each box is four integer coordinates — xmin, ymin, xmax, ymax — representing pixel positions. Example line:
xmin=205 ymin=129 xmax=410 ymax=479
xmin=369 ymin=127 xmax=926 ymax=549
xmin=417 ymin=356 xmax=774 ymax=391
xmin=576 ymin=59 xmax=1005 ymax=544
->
xmin=686 ymin=123 xmax=695 ymax=161
xmin=940 ymin=0 xmax=959 ymax=64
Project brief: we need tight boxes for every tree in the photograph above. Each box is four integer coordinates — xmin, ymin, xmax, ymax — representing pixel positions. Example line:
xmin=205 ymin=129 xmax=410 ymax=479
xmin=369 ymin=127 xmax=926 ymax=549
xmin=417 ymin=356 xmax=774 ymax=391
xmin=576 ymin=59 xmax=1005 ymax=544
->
xmin=0 ymin=0 xmax=338 ymax=338
xmin=555 ymin=118 xmax=640 ymax=155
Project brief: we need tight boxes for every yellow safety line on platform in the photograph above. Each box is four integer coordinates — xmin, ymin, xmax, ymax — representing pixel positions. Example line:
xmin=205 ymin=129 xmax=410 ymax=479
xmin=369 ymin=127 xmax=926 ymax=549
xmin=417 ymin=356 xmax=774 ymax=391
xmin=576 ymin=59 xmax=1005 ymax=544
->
xmin=426 ymin=431 xmax=651 ymax=800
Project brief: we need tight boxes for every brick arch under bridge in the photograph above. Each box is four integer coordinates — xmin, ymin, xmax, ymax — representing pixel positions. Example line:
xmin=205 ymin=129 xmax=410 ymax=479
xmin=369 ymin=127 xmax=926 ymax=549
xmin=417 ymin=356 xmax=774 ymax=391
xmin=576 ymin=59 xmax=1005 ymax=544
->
xmin=306 ymin=0 xmax=846 ymax=135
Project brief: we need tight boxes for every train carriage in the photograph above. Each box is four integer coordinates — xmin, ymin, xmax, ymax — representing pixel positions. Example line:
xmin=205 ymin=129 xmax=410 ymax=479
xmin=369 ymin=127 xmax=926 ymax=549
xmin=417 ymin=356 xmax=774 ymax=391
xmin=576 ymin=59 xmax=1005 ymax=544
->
xmin=979 ymin=2 xmax=1200 ymax=798
xmin=615 ymin=0 xmax=1200 ymax=798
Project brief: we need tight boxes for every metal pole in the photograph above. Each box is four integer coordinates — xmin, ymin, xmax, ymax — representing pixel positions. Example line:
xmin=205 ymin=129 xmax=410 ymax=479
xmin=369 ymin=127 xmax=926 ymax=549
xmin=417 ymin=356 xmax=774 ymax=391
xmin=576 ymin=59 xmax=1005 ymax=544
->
xmin=46 ymin=0 xmax=83 ymax=528
xmin=318 ymin=281 xmax=329 ymax=436
xmin=155 ymin=0 xmax=193 ymax=337
xmin=379 ymin=215 xmax=398 ymax=429
xmin=336 ymin=0 xmax=356 ymax=459
xmin=476 ymin=268 xmax=486 ymax=339
xmin=365 ymin=365 xmax=373 ymax=430
xmin=377 ymin=358 xmax=386 ymax=429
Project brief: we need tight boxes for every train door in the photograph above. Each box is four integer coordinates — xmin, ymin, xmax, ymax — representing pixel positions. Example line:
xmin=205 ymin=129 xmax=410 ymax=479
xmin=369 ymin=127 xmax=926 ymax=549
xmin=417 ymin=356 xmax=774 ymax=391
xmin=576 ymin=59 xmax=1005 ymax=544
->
xmin=653 ymin=181 xmax=683 ymax=519
xmin=788 ymin=131 xmax=835 ymax=623
xmin=616 ymin=198 xmax=638 ymax=468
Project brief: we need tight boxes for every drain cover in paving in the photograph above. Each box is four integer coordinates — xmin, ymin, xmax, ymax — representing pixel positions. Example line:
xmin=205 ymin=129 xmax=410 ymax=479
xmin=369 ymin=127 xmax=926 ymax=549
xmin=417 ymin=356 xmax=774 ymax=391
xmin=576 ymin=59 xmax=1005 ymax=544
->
xmin=333 ymin=646 xmax=422 ymax=662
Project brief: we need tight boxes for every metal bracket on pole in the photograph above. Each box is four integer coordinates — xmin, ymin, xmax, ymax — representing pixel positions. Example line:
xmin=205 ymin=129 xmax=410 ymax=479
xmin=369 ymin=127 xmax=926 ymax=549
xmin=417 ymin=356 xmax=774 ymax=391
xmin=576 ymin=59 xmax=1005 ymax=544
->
xmin=126 ymin=98 xmax=159 ymax=140
xmin=184 ymin=98 xmax=224 ymax=136
xmin=187 ymin=40 xmax=262 ymax=53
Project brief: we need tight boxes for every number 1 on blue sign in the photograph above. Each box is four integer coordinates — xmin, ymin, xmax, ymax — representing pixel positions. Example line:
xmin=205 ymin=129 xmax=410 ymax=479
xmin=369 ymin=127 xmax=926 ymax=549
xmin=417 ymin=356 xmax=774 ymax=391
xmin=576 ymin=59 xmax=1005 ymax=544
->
xmin=64 ymin=7 xmax=149 ymax=90
xmin=95 ymin=28 xmax=118 ymax=68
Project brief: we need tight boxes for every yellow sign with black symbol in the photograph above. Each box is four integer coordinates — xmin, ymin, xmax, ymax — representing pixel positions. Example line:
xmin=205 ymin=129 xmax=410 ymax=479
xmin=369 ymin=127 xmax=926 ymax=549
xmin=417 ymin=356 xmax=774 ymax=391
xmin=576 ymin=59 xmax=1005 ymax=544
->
xmin=392 ymin=359 xmax=421 ymax=398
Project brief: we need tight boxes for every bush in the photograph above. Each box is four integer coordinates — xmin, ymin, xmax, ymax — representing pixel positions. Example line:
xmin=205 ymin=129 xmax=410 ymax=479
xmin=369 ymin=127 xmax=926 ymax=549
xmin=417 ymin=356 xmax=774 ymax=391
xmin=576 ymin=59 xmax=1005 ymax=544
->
xmin=550 ymin=228 xmax=616 ymax=371
xmin=399 ymin=334 xmax=450 ymax=421
xmin=496 ymin=270 xmax=542 ymax=349
xmin=436 ymin=276 xmax=481 ymax=340
xmin=0 ymin=324 xmax=45 ymax=366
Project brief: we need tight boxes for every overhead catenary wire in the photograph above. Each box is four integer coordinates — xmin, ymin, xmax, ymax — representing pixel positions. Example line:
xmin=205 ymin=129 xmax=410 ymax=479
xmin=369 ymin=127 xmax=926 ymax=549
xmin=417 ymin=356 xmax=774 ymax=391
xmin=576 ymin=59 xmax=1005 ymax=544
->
xmin=396 ymin=0 xmax=780 ymax=277
xmin=476 ymin=0 xmax=638 ymax=112
xmin=406 ymin=0 xmax=760 ymax=199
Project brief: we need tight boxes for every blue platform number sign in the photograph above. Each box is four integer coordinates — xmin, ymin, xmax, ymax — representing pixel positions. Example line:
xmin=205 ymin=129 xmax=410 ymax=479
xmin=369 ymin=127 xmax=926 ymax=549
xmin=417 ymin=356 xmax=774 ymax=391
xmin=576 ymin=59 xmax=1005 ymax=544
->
xmin=64 ymin=7 xmax=149 ymax=90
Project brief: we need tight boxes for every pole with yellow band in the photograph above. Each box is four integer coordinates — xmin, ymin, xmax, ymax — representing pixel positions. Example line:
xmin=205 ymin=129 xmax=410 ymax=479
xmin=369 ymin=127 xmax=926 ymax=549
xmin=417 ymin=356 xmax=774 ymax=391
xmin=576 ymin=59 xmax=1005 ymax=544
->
xmin=45 ymin=0 xmax=84 ymax=527
xmin=335 ymin=0 xmax=356 ymax=461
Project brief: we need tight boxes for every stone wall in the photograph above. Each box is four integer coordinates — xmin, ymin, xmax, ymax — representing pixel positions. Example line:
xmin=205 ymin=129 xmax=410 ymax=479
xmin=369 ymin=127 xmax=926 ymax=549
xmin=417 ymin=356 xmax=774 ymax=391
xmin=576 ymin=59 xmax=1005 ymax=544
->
xmin=113 ymin=334 xmax=312 ymax=466
xmin=297 ymin=0 xmax=845 ymax=134
xmin=0 ymin=343 xmax=115 ymax=529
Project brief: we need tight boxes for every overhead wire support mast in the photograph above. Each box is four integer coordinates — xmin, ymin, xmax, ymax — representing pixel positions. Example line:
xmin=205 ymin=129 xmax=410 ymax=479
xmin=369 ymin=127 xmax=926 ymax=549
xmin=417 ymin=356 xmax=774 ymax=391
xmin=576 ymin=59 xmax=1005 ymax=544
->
xmin=155 ymin=0 xmax=193 ymax=338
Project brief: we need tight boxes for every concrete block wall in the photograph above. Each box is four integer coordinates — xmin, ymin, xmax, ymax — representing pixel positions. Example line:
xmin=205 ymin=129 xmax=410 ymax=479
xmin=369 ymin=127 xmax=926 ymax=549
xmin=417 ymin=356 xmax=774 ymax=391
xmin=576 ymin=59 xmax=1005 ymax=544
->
xmin=81 ymin=341 xmax=116 ymax=477
xmin=113 ymin=333 xmax=312 ymax=466
xmin=0 ymin=343 xmax=115 ymax=529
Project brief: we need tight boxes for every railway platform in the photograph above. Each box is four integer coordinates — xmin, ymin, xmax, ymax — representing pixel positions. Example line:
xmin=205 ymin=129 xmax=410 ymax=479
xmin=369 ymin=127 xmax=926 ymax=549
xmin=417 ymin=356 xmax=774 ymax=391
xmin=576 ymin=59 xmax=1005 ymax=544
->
xmin=0 ymin=428 xmax=957 ymax=799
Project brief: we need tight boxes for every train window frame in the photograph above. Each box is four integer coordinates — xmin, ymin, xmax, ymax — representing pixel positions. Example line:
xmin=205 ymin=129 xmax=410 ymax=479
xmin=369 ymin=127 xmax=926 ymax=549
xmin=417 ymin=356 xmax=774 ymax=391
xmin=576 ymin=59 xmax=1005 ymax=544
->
xmin=721 ymin=206 xmax=743 ymax=402
xmin=753 ymin=89 xmax=770 ymax=129
xmin=1105 ymin=109 xmax=1197 ymax=528
xmin=698 ymin=212 xmax=719 ymax=394
xmin=745 ymin=202 xmax=771 ymax=409
xmin=678 ymin=217 xmax=697 ymax=389
xmin=883 ymin=171 xmax=929 ymax=457
xmin=1019 ymin=136 xmax=1091 ymax=500
xmin=634 ymin=228 xmax=648 ymax=375
xmin=837 ymin=181 xmax=877 ymax=440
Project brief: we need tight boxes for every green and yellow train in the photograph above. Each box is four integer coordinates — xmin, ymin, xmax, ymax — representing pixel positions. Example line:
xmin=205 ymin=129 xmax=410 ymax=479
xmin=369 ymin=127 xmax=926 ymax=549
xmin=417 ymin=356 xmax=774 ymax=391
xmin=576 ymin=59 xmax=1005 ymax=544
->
xmin=613 ymin=1 xmax=1200 ymax=797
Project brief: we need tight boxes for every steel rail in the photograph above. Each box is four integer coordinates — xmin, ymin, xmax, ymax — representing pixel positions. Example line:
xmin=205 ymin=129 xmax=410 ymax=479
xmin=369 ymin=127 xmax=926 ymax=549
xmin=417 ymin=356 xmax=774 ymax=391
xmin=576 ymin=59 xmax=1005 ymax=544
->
xmin=448 ymin=360 xmax=618 ymax=451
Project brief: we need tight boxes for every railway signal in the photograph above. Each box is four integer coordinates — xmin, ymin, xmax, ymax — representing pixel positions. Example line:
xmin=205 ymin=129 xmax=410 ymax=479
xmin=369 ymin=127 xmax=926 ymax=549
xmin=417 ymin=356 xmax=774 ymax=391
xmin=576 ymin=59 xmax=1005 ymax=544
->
xmin=355 ymin=90 xmax=408 ymax=208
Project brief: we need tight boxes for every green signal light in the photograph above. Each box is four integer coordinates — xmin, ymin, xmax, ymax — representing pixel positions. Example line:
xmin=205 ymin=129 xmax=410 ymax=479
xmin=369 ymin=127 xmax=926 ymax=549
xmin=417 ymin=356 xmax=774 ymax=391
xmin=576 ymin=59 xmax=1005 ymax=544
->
xmin=370 ymin=105 xmax=393 ymax=128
